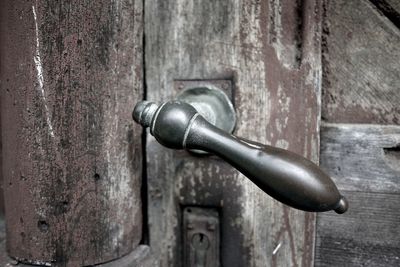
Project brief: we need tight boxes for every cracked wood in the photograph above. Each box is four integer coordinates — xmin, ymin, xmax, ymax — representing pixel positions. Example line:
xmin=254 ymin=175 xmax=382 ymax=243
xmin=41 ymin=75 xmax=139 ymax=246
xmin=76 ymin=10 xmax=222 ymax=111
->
xmin=145 ymin=0 xmax=322 ymax=266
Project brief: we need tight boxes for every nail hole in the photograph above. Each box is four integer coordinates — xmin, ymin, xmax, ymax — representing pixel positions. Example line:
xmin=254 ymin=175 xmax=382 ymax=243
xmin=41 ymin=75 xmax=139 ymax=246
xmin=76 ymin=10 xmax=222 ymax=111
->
xmin=54 ymin=200 xmax=70 ymax=215
xmin=383 ymin=145 xmax=400 ymax=172
xmin=38 ymin=220 xmax=49 ymax=233
xmin=94 ymin=173 xmax=101 ymax=181
xmin=77 ymin=39 xmax=82 ymax=46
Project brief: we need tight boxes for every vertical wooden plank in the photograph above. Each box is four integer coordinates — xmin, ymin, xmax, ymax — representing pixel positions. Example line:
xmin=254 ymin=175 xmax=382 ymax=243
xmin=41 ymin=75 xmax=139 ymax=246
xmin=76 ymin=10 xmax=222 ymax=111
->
xmin=0 ymin=101 xmax=3 ymax=216
xmin=0 ymin=0 xmax=143 ymax=266
xmin=145 ymin=0 xmax=322 ymax=266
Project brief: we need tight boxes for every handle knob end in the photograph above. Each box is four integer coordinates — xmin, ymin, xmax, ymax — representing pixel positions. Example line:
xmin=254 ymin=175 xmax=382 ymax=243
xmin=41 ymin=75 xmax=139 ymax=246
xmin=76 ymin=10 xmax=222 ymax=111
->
xmin=132 ymin=101 xmax=158 ymax=127
xmin=334 ymin=196 xmax=349 ymax=214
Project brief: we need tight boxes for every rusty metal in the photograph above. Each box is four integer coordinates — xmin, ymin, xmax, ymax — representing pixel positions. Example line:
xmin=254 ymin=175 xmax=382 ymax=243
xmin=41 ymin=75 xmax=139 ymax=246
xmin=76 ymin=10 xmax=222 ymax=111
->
xmin=133 ymin=100 xmax=348 ymax=214
xmin=183 ymin=207 xmax=220 ymax=267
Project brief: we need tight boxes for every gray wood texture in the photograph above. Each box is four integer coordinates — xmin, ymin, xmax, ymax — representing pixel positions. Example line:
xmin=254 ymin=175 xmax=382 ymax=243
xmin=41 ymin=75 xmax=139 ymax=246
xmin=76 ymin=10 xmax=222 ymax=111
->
xmin=320 ymin=123 xmax=400 ymax=193
xmin=386 ymin=0 xmax=400 ymax=13
xmin=0 ymin=0 xmax=143 ymax=266
xmin=317 ymin=1 xmax=400 ymax=265
xmin=315 ymin=0 xmax=400 ymax=266
xmin=321 ymin=0 xmax=400 ymax=124
xmin=145 ymin=0 xmax=322 ymax=266
xmin=316 ymin=191 xmax=400 ymax=267
xmin=316 ymin=124 xmax=400 ymax=266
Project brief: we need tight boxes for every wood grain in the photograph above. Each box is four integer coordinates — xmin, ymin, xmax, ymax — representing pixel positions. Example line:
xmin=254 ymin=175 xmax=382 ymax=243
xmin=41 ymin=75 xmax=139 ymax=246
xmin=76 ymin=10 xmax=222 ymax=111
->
xmin=370 ymin=0 xmax=400 ymax=29
xmin=145 ymin=0 xmax=322 ymax=266
xmin=0 ymin=0 xmax=143 ymax=266
xmin=386 ymin=0 xmax=400 ymax=13
xmin=321 ymin=0 xmax=400 ymax=124
xmin=315 ymin=191 xmax=400 ymax=267
xmin=317 ymin=123 xmax=400 ymax=266
xmin=320 ymin=123 xmax=400 ymax=193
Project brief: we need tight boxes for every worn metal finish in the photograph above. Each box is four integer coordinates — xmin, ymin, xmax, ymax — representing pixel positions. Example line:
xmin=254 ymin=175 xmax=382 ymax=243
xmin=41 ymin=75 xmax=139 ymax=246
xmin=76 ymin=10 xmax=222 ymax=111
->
xmin=133 ymin=101 xmax=347 ymax=213
xmin=0 ymin=0 xmax=143 ymax=266
xmin=176 ymin=86 xmax=236 ymax=135
xmin=183 ymin=207 xmax=220 ymax=267
xmin=145 ymin=0 xmax=323 ymax=266
xmin=177 ymin=87 xmax=236 ymax=155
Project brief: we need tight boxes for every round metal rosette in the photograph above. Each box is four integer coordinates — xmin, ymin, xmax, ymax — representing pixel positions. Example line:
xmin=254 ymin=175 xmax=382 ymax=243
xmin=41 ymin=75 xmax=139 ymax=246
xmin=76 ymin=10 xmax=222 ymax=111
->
xmin=176 ymin=86 xmax=237 ymax=154
xmin=176 ymin=86 xmax=236 ymax=133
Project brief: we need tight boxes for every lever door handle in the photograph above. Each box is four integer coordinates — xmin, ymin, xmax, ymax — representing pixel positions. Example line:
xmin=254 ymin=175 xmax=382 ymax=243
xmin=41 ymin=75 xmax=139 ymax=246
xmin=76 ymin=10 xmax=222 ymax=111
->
xmin=133 ymin=100 xmax=348 ymax=214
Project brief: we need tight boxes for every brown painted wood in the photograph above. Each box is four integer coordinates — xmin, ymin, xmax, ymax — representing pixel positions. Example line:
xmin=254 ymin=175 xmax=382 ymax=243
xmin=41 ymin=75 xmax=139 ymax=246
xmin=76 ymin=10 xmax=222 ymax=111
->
xmin=320 ymin=123 xmax=400 ymax=193
xmin=321 ymin=0 xmax=400 ymax=125
xmin=0 ymin=0 xmax=143 ymax=266
xmin=145 ymin=0 xmax=322 ymax=266
xmin=0 ymin=219 xmax=155 ymax=267
xmin=315 ymin=191 xmax=400 ymax=267
xmin=0 ymin=103 xmax=3 ymax=216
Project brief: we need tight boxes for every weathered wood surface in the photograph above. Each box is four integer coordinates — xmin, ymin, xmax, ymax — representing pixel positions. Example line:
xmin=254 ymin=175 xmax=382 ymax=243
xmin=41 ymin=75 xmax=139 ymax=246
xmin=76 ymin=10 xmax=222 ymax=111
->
xmin=315 ymin=191 xmax=400 ymax=267
xmin=318 ymin=2 xmax=400 ymax=264
xmin=0 ymin=107 xmax=3 ymax=216
xmin=385 ymin=0 xmax=400 ymax=13
xmin=316 ymin=124 xmax=400 ymax=266
xmin=0 ymin=1 xmax=143 ymax=266
xmin=321 ymin=0 xmax=400 ymax=125
xmin=370 ymin=0 xmax=400 ymax=28
xmin=145 ymin=0 xmax=322 ymax=266
xmin=320 ymin=123 xmax=400 ymax=193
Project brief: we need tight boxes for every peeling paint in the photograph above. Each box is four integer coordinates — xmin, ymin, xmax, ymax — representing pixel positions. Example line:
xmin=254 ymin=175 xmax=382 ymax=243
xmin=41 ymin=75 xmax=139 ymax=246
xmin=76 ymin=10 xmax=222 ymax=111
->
xmin=32 ymin=5 xmax=55 ymax=139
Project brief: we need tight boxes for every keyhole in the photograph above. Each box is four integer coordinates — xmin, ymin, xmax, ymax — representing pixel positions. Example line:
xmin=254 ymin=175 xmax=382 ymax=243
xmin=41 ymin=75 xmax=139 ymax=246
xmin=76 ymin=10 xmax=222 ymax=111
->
xmin=192 ymin=233 xmax=210 ymax=267
xmin=192 ymin=233 xmax=210 ymax=249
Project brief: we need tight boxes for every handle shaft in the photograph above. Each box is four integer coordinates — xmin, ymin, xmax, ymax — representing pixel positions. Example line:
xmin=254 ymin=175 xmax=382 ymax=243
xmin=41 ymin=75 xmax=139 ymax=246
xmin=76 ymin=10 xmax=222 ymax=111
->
xmin=186 ymin=116 xmax=347 ymax=213
xmin=133 ymin=100 xmax=348 ymax=213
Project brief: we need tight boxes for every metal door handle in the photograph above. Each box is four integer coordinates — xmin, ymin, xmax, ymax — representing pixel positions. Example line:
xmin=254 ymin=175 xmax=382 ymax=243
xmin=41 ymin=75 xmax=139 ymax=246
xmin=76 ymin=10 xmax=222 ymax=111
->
xmin=133 ymin=100 xmax=348 ymax=214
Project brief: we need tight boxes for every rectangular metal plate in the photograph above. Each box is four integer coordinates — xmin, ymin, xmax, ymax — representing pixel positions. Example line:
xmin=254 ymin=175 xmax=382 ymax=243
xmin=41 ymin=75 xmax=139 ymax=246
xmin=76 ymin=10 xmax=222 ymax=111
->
xmin=183 ymin=207 xmax=220 ymax=267
xmin=174 ymin=79 xmax=233 ymax=101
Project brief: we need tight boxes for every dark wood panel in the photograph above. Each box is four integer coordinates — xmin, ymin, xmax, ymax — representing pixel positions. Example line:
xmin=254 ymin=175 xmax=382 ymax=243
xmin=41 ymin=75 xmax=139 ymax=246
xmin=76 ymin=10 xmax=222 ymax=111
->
xmin=0 ymin=103 xmax=3 ymax=216
xmin=315 ymin=191 xmax=400 ymax=267
xmin=145 ymin=0 xmax=322 ymax=266
xmin=321 ymin=0 xmax=400 ymax=124
xmin=0 ymin=0 xmax=143 ymax=265
xmin=370 ymin=0 xmax=400 ymax=28
xmin=320 ymin=123 xmax=400 ymax=193
xmin=386 ymin=0 xmax=400 ymax=13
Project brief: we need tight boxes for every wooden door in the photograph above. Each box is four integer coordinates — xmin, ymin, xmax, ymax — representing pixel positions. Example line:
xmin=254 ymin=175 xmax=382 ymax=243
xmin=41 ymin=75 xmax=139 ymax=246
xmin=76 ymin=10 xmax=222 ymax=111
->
xmin=145 ymin=1 xmax=322 ymax=266
xmin=316 ymin=1 xmax=400 ymax=266
xmin=1 ymin=1 xmax=399 ymax=267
